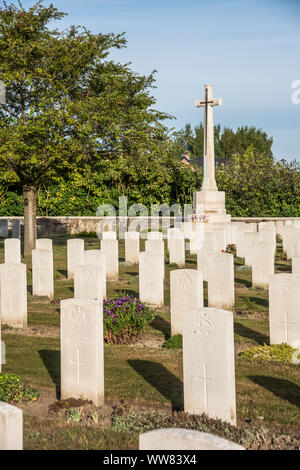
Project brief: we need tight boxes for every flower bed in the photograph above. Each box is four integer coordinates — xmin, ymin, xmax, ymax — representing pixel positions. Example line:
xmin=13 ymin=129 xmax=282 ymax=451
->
xmin=103 ymin=295 xmax=156 ymax=344
xmin=0 ymin=374 xmax=40 ymax=403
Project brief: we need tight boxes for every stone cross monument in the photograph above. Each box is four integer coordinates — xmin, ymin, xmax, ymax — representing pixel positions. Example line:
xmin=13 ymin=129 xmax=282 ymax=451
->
xmin=195 ymin=84 xmax=222 ymax=191
xmin=193 ymin=84 xmax=230 ymax=224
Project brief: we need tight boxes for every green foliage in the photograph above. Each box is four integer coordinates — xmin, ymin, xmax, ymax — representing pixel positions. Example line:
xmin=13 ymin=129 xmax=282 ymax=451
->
xmin=240 ymin=343 xmax=299 ymax=363
xmin=163 ymin=334 xmax=182 ymax=349
xmin=111 ymin=410 xmax=255 ymax=447
xmin=103 ymin=295 xmax=156 ymax=343
xmin=0 ymin=4 xmax=298 ymax=219
xmin=169 ymin=123 xmax=273 ymax=163
xmin=0 ymin=373 xmax=40 ymax=403
xmin=66 ymin=407 xmax=82 ymax=423
xmin=216 ymin=147 xmax=300 ymax=217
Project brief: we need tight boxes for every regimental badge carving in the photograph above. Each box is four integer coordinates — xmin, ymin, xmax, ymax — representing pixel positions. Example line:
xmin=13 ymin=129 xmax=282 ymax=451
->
xmin=194 ymin=311 xmax=215 ymax=337
xmin=79 ymin=270 xmax=92 ymax=282
xmin=5 ymin=266 xmax=16 ymax=282
xmin=144 ymin=252 xmax=153 ymax=267
xmin=87 ymin=254 xmax=97 ymax=265
xmin=178 ymin=273 xmax=192 ymax=290
xmin=280 ymin=278 xmax=294 ymax=298
xmin=70 ymin=305 xmax=87 ymax=328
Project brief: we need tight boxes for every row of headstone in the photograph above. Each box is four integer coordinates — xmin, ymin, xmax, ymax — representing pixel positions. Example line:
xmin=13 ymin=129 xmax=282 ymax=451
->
xmin=67 ymin=238 xmax=118 ymax=282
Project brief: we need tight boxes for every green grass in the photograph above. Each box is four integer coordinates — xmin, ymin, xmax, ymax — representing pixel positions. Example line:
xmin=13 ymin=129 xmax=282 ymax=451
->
xmin=1 ymin=236 xmax=299 ymax=449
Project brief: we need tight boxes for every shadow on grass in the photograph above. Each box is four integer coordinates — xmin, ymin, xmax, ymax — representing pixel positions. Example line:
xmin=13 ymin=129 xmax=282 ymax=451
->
xmin=128 ymin=359 xmax=183 ymax=410
xmin=150 ymin=315 xmax=171 ymax=339
xmin=275 ymin=264 xmax=291 ymax=273
xmin=39 ymin=349 xmax=61 ymax=399
xmin=234 ymin=322 xmax=269 ymax=345
xmin=234 ymin=277 xmax=252 ymax=288
xmin=112 ymin=288 xmax=139 ymax=298
xmin=249 ymin=296 xmax=268 ymax=308
xmin=27 ymin=284 xmax=33 ymax=295
xmin=124 ymin=271 xmax=139 ymax=278
xmin=249 ymin=376 xmax=300 ymax=408
xmin=58 ymin=269 xmax=67 ymax=278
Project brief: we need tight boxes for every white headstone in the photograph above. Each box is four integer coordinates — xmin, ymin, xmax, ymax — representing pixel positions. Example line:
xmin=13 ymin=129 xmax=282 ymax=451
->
xmin=167 ymin=227 xmax=181 ymax=249
xmin=139 ymin=429 xmax=244 ymax=450
xmin=196 ymin=240 xmax=216 ymax=282
xmin=100 ymin=239 xmax=119 ymax=281
xmin=169 ymin=234 xmax=185 ymax=266
xmin=236 ymin=223 xmax=256 ymax=258
xmin=0 ymin=402 xmax=23 ymax=450
xmin=0 ymin=263 xmax=27 ymax=328
xmin=82 ymin=250 xmax=106 ymax=298
xmin=36 ymin=238 xmax=53 ymax=251
xmin=74 ymin=265 xmax=104 ymax=301
xmin=147 ymin=231 xmax=163 ymax=240
xmin=207 ymin=253 xmax=234 ymax=309
xmin=145 ymin=239 xmax=165 ymax=277
xmin=4 ymin=238 xmax=21 ymax=263
xmin=244 ymin=232 xmax=261 ymax=266
xmin=292 ymin=256 xmax=300 ymax=275
xmin=269 ymin=273 xmax=300 ymax=346
xmin=212 ymin=226 xmax=226 ymax=252
xmin=170 ymin=269 xmax=203 ymax=335
xmin=102 ymin=231 xmax=117 ymax=240
xmin=260 ymin=225 xmax=276 ymax=253
xmin=67 ymin=239 xmax=84 ymax=279
xmin=275 ymin=220 xmax=284 ymax=237
xmin=183 ymin=307 xmax=236 ymax=425
xmin=32 ymin=249 xmax=54 ymax=299
xmin=251 ymin=242 xmax=274 ymax=287
xmin=60 ymin=298 xmax=104 ymax=406
xmin=125 ymin=231 xmax=140 ymax=264
xmin=139 ymin=251 xmax=164 ymax=306
xmin=181 ymin=221 xmax=194 ymax=240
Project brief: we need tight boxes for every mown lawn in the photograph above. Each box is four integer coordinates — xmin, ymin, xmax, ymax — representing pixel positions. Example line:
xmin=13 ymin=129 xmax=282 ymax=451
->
xmin=0 ymin=236 xmax=299 ymax=450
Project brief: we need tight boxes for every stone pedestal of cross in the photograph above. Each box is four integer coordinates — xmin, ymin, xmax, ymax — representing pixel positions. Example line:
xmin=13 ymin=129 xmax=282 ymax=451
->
xmin=195 ymin=85 xmax=222 ymax=192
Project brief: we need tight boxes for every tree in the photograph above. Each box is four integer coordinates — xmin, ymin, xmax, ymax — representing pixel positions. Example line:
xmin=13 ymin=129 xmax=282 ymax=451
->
xmin=169 ymin=123 xmax=274 ymax=167
xmin=0 ymin=1 xmax=171 ymax=254
xmin=220 ymin=126 xmax=273 ymax=159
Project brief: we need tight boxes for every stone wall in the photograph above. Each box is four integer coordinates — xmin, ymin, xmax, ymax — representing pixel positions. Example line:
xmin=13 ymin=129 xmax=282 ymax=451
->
xmin=1 ymin=216 xmax=300 ymax=237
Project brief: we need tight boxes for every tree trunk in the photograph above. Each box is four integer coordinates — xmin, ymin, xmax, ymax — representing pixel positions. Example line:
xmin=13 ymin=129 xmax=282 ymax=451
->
xmin=23 ymin=186 xmax=37 ymax=257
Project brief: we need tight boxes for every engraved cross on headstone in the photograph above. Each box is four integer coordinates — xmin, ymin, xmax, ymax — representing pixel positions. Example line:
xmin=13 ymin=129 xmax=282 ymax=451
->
xmin=70 ymin=348 xmax=87 ymax=386
xmin=195 ymin=84 xmax=222 ymax=192
xmin=280 ymin=313 xmax=295 ymax=343
xmin=195 ymin=363 xmax=216 ymax=408
xmin=216 ymin=281 xmax=226 ymax=306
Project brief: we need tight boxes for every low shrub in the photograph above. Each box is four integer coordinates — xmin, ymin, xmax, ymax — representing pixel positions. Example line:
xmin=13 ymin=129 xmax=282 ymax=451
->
xmin=0 ymin=373 xmax=40 ymax=403
xmin=240 ymin=343 xmax=299 ymax=363
xmin=103 ymin=295 xmax=155 ymax=343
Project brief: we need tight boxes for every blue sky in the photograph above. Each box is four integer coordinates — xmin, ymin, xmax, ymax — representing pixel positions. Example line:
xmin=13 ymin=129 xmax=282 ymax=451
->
xmin=21 ymin=0 xmax=300 ymax=161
